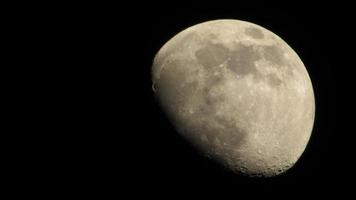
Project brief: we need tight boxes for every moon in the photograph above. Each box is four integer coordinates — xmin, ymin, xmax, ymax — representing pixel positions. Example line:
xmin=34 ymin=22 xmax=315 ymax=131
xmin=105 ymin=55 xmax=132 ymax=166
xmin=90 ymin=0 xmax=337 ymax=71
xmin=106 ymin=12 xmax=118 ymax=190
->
xmin=152 ymin=19 xmax=315 ymax=177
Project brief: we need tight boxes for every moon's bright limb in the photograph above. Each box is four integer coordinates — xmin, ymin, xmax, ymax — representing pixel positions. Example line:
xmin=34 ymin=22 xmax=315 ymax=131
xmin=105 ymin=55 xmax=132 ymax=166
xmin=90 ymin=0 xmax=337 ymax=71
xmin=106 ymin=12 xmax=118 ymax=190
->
xmin=152 ymin=19 xmax=315 ymax=177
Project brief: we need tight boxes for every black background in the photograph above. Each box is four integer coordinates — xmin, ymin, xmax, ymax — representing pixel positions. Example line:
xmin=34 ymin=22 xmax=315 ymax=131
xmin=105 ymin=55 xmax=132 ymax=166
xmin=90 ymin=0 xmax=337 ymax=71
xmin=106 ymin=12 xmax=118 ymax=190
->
xmin=16 ymin=2 xmax=355 ymax=198
xmin=88 ymin=4 xmax=354 ymax=197
xmin=113 ymin=5 xmax=352 ymax=196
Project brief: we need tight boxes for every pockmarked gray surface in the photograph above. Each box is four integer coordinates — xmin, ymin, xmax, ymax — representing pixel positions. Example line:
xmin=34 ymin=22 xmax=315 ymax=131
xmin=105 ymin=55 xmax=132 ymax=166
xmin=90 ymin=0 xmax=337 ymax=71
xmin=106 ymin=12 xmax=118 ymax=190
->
xmin=152 ymin=19 xmax=315 ymax=177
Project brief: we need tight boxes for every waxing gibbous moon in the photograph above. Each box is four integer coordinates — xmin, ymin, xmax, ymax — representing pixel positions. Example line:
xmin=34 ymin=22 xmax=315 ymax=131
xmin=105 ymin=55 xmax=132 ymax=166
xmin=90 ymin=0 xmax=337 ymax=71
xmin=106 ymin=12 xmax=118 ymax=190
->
xmin=152 ymin=19 xmax=315 ymax=177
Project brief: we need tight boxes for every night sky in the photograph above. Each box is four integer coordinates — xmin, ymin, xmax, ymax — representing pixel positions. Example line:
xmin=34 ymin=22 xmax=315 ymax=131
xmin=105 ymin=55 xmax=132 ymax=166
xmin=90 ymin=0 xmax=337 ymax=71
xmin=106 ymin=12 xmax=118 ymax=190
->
xmin=32 ymin=2 xmax=354 ymax=197
xmin=117 ymin=4 xmax=352 ymax=196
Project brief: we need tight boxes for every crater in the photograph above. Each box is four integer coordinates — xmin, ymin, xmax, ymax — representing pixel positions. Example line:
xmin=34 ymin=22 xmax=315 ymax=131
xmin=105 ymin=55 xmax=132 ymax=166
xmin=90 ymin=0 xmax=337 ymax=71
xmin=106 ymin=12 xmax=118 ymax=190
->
xmin=195 ymin=43 xmax=229 ymax=68
xmin=227 ymin=43 xmax=261 ymax=77
xmin=245 ymin=27 xmax=264 ymax=39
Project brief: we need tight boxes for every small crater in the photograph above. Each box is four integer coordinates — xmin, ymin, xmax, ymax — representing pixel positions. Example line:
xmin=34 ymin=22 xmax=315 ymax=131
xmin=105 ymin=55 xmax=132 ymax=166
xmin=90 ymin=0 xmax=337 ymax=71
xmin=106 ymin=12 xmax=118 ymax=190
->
xmin=245 ymin=27 xmax=264 ymax=39
xmin=227 ymin=44 xmax=261 ymax=76
xmin=152 ymin=81 xmax=158 ymax=92
xmin=195 ymin=43 xmax=229 ymax=68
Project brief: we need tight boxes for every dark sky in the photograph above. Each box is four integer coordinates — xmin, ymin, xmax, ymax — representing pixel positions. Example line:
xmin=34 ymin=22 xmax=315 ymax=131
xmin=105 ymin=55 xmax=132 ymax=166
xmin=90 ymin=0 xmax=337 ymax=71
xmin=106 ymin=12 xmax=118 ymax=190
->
xmin=116 ymin=5 xmax=353 ymax=196
xmin=36 ymin=3 xmax=354 ymax=198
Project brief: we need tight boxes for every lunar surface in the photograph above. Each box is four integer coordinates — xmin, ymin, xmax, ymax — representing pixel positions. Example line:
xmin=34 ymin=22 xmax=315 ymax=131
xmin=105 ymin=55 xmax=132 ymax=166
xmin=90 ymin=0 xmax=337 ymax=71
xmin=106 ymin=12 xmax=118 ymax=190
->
xmin=152 ymin=19 xmax=315 ymax=177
